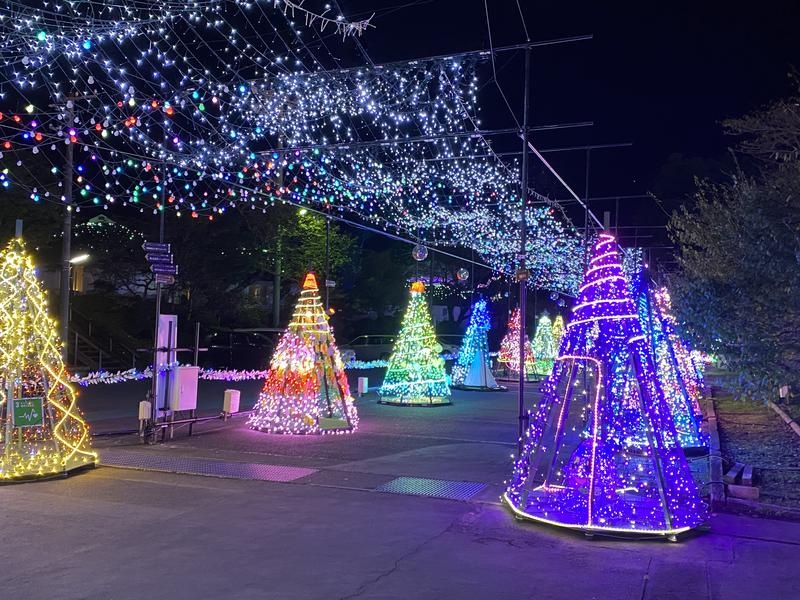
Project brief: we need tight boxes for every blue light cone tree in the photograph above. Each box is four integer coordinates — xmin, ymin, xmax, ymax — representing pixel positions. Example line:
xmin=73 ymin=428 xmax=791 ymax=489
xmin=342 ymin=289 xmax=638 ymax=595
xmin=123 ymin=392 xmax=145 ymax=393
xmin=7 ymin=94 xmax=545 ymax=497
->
xmin=504 ymin=233 xmax=706 ymax=537
xmin=633 ymin=273 xmax=707 ymax=448
xmin=531 ymin=313 xmax=557 ymax=377
xmin=653 ymin=287 xmax=706 ymax=417
xmin=451 ymin=298 xmax=504 ymax=391
xmin=379 ymin=282 xmax=451 ymax=405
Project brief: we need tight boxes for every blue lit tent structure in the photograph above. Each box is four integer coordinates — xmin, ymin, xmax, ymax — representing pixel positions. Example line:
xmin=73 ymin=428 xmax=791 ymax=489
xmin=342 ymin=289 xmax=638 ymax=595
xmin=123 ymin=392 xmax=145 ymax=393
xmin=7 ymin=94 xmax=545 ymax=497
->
xmin=504 ymin=233 xmax=706 ymax=538
xmin=451 ymin=298 xmax=505 ymax=391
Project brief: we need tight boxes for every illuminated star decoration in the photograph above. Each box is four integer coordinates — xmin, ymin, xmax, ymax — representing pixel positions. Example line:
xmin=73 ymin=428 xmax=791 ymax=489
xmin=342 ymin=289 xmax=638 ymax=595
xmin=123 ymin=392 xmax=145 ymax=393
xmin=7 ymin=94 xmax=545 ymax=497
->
xmin=249 ymin=272 xmax=358 ymax=434
xmin=504 ymin=233 xmax=707 ymax=537
xmin=379 ymin=281 xmax=450 ymax=406
xmin=0 ymin=237 xmax=97 ymax=479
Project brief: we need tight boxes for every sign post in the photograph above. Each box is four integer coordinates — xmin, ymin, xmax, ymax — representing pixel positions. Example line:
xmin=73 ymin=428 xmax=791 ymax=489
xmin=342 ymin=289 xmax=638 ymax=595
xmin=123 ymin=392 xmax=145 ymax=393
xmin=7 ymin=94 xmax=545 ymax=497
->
xmin=143 ymin=233 xmax=177 ymax=442
xmin=11 ymin=397 xmax=44 ymax=428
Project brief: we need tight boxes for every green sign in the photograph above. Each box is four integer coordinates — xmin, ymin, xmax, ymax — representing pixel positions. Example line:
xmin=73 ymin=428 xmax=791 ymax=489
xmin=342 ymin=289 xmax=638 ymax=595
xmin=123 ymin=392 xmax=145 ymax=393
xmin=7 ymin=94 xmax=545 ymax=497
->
xmin=12 ymin=396 xmax=44 ymax=428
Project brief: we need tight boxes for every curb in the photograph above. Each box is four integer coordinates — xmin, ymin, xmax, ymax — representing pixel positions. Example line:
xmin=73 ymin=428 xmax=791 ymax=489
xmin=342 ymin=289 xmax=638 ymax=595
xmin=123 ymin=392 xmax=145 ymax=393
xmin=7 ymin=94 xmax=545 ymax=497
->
xmin=767 ymin=400 xmax=800 ymax=439
xmin=705 ymin=392 xmax=726 ymax=509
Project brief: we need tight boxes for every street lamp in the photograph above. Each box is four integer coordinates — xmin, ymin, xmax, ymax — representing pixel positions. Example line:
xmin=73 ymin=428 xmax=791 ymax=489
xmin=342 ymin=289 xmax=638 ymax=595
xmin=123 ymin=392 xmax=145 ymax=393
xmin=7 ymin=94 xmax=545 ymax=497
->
xmin=63 ymin=253 xmax=90 ymax=362
xmin=69 ymin=253 xmax=90 ymax=265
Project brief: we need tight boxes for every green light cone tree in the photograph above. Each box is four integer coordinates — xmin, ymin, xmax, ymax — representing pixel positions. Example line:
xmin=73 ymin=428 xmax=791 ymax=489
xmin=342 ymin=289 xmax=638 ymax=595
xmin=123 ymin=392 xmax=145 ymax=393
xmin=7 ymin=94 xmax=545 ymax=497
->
xmin=531 ymin=313 xmax=557 ymax=377
xmin=379 ymin=282 xmax=451 ymax=405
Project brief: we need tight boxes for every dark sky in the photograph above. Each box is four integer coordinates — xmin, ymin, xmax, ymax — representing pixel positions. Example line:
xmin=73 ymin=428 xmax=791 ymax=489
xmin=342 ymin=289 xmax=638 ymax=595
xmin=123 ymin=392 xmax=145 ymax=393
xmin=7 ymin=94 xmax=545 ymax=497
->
xmin=338 ymin=0 xmax=800 ymax=264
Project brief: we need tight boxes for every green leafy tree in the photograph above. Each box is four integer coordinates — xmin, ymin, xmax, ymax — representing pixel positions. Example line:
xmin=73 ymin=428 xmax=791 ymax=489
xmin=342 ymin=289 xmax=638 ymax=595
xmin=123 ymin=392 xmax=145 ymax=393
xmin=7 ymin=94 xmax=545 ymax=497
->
xmin=668 ymin=81 xmax=800 ymax=397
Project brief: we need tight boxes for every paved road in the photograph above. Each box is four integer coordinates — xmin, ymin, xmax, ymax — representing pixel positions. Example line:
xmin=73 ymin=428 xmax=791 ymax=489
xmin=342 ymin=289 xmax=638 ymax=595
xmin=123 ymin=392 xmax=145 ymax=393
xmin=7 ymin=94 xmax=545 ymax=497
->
xmin=1 ymin=377 xmax=797 ymax=599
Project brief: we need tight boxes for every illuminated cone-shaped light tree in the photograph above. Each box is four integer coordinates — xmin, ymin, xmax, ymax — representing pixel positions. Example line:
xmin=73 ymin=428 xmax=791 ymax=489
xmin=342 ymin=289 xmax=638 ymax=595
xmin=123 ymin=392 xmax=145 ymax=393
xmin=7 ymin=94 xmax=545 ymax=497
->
xmin=0 ymin=237 xmax=97 ymax=480
xmin=531 ymin=313 xmax=557 ymax=377
xmin=551 ymin=314 xmax=565 ymax=353
xmin=451 ymin=298 xmax=504 ymax=391
xmin=634 ymin=276 xmax=707 ymax=448
xmin=654 ymin=287 xmax=706 ymax=411
xmin=249 ymin=273 xmax=358 ymax=434
xmin=498 ymin=307 xmax=535 ymax=377
xmin=504 ymin=233 xmax=706 ymax=537
xmin=379 ymin=282 xmax=450 ymax=405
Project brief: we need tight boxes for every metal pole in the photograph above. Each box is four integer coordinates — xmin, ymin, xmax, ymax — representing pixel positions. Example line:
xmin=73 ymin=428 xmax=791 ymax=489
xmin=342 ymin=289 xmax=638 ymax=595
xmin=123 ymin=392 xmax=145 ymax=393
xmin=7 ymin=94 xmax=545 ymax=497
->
xmin=273 ymin=229 xmax=282 ymax=328
xmin=194 ymin=322 xmax=200 ymax=366
xmin=324 ymin=217 xmax=331 ymax=310
xmin=148 ymin=166 xmax=167 ymax=429
xmin=429 ymin=249 xmax=435 ymax=310
xmin=517 ymin=48 xmax=532 ymax=455
xmin=59 ymin=98 xmax=75 ymax=362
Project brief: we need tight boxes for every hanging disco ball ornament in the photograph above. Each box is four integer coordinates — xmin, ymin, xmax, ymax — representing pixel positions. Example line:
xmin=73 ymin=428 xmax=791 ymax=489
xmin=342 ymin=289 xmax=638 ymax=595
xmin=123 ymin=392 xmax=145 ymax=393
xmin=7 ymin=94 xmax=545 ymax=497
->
xmin=549 ymin=292 xmax=558 ymax=301
xmin=412 ymin=244 xmax=428 ymax=262
xmin=557 ymin=298 xmax=566 ymax=307
xmin=456 ymin=268 xmax=469 ymax=282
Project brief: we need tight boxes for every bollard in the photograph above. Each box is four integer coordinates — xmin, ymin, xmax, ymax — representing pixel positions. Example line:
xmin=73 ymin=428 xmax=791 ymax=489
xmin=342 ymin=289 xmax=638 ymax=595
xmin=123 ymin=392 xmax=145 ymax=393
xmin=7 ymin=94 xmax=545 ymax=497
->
xmin=357 ymin=377 xmax=368 ymax=397
xmin=223 ymin=389 xmax=240 ymax=419
xmin=138 ymin=400 xmax=151 ymax=437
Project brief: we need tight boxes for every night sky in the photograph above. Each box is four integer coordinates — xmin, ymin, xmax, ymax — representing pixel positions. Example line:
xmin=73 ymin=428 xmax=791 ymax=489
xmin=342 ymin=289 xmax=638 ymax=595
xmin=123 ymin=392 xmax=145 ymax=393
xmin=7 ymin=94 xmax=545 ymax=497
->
xmin=335 ymin=0 xmax=800 ymax=268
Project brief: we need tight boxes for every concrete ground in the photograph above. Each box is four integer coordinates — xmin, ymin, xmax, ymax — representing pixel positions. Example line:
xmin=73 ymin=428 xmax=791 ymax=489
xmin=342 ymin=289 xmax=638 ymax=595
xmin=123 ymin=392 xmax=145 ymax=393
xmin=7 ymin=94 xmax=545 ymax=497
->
xmin=1 ymin=376 xmax=798 ymax=599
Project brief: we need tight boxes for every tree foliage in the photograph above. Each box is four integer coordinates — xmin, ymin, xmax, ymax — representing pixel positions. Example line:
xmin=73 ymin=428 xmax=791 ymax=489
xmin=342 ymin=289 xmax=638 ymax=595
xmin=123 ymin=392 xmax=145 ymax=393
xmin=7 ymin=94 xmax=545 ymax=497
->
xmin=669 ymin=81 xmax=800 ymax=397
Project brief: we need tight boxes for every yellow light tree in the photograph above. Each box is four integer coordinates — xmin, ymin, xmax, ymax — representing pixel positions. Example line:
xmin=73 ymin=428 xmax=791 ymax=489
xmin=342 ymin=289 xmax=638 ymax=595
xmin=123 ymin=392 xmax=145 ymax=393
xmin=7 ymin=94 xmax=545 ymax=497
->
xmin=551 ymin=314 xmax=565 ymax=353
xmin=0 ymin=237 xmax=97 ymax=480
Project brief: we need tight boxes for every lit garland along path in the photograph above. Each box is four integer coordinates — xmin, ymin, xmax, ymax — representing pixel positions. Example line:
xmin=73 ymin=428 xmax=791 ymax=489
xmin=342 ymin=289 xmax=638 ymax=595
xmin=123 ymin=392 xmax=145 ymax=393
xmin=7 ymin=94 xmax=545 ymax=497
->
xmin=7 ymin=379 xmax=800 ymax=599
xmin=0 ymin=237 xmax=97 ymax=479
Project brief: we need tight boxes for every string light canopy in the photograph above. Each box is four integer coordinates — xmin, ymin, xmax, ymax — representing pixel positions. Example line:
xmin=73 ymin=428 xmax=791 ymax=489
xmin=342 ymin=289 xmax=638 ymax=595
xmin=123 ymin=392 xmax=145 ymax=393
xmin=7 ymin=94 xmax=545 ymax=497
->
xmin=248 ymin=272 xmax=358 ymax=434
xmin=504 ymin=233 xmax=707 ymax=539
xmin=379 ymin=281 xmax=451 ymax=406
xmin=0 ymin=237 xmax=97 ymax=479
xmin=0 ymin=0 xmax=588 ymax=294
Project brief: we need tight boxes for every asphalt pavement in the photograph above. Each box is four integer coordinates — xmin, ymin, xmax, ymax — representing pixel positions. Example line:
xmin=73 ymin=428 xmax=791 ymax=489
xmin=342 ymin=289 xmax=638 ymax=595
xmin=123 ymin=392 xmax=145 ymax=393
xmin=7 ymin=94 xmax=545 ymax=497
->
xmin=1 ymin=374 xmax=798 ymax=599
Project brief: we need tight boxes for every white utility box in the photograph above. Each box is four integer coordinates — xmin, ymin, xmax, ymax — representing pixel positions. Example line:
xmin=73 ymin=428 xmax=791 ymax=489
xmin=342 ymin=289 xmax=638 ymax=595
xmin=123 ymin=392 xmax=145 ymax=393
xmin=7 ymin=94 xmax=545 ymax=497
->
xmin=169 ymin=366 xmax=200 ymax=411
xmin=138 ymin=400 xmax=152 ymax=421
xmin=223 ymin=389 xmax=240 ymax=414
xmin=357 ymin=377 xmax=369 ymax=397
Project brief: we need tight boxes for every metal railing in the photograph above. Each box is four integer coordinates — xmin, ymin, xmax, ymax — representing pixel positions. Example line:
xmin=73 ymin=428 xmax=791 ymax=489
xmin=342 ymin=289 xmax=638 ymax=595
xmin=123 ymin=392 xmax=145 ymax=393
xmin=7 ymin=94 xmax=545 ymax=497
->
xmin=68 ymin=307 xmax=140 ymax=371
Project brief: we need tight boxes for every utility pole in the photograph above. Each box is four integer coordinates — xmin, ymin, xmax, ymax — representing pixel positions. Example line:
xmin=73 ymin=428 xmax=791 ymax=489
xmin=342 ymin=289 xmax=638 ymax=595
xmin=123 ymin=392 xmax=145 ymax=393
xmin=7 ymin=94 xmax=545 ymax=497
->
xmin=517 ymin=48 xmax=532 ymax=455
xmin=324 ymin=217 xmax=331 ymax=310
xmin=273 ymin=229 xmax=282 ymax=328
xmin=59 ymin=98 xmax=75 ymax=362
xmin=148 ymin=163 xmax=167 ymax=432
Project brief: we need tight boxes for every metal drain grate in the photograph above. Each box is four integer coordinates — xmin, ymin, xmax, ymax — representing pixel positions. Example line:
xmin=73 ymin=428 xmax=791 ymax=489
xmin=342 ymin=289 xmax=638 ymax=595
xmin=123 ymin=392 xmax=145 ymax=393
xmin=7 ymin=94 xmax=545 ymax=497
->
xmin=101 ymin=450 xmax=317 ymax=482
xmin=374 ymin=476 xmax=485 ymax=501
